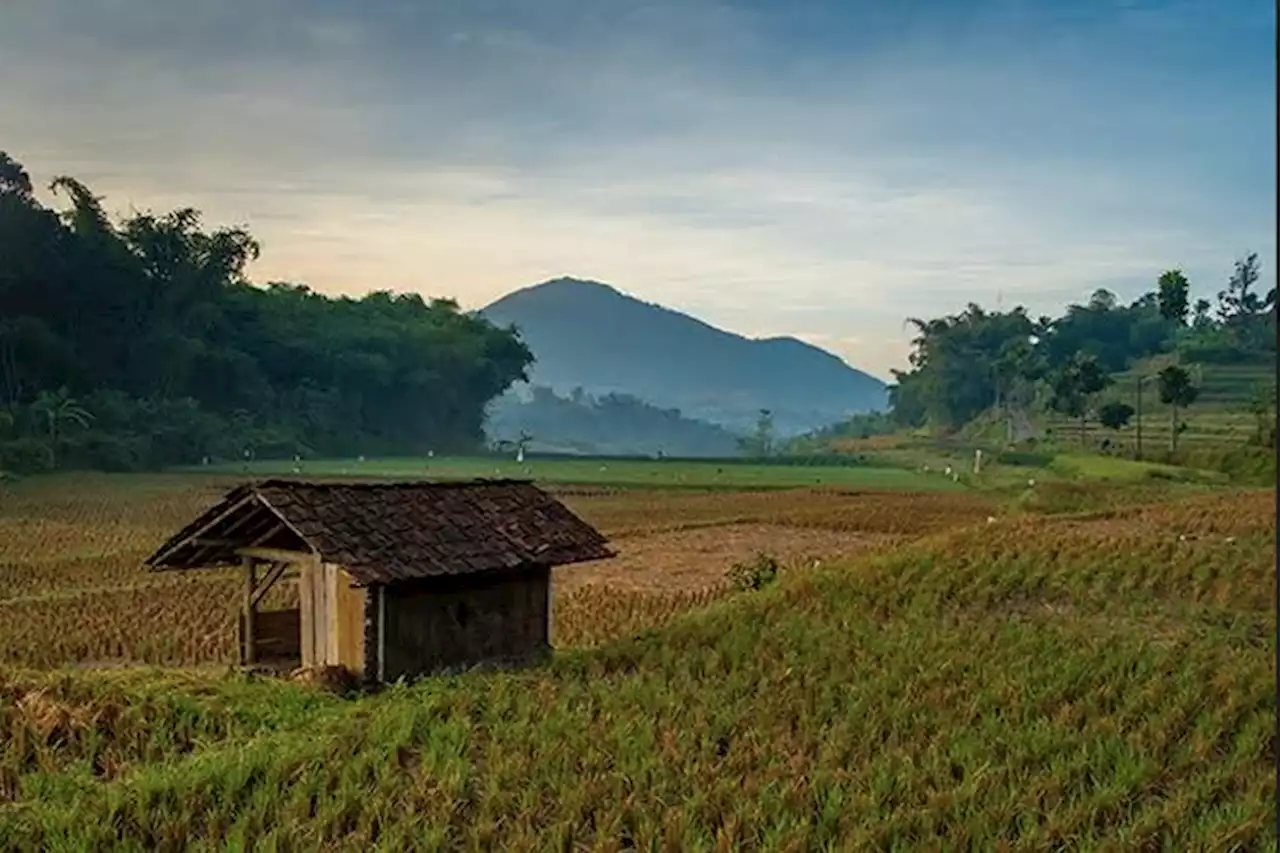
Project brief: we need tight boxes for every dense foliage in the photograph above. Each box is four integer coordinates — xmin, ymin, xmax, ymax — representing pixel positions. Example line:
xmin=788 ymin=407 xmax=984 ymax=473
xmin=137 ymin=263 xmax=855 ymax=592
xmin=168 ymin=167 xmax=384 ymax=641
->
xmin=0 ymin=153 xmax=532 ymax=473
xmin=889 ymin=259 xmax=1276 ymax=435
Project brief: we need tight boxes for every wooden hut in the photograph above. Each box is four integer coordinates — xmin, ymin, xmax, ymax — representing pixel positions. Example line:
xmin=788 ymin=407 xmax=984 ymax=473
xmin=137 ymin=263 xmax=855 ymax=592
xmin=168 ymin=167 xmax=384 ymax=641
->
xmin=144 ymin=479 xmax=614 ymax=682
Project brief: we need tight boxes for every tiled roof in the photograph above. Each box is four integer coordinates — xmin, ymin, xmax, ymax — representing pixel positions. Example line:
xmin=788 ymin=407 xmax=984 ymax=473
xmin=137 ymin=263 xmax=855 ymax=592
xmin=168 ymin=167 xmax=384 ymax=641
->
xmin=145 ymin=479 xmax=614 ymax=585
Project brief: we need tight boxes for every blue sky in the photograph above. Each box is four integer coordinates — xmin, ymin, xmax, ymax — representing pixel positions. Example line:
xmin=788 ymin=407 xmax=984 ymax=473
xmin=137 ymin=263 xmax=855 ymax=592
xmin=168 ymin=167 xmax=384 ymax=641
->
xmin=1 ymin=0 xmax=1274 ymax=379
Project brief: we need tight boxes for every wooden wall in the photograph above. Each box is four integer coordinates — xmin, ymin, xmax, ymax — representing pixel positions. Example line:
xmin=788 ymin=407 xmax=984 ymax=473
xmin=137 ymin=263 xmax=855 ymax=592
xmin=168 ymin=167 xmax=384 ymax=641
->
xmin=299 ymin=559 xmax=365 ymax=675
xmin=380 ymin=565 xmax=551 ymax=682
xmin=237 ymin=608 xmax=301 ymax=664
xmin=335 ymin=570 xmax=366 ymax=672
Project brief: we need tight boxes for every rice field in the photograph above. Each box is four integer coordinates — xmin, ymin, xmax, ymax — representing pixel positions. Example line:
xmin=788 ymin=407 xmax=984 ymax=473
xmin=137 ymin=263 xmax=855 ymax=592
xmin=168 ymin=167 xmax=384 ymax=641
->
xmin=0 ymin=474 xmax=994 ymax=669
xmin=0 ymin=470 xmax=1273 ymax=850
xmin=181 ymin=454 xmax=967 ymax=491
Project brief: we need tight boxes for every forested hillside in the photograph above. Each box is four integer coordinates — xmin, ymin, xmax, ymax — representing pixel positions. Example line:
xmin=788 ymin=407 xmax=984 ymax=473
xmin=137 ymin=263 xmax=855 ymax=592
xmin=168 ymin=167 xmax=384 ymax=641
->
xmin=0 ymin=153 xmax=532 ymax=473
xmin=887 ymin=259 xmax=1276 ymax=452
xmin=486 ymin=385 xmax=741 ymax=457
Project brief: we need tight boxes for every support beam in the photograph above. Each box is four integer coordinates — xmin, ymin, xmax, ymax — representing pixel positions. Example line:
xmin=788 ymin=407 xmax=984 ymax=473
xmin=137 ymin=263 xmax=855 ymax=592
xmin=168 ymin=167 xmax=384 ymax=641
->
xmin=377 ymin=584 xmax=386 ymax=683
xmin=235 ymin=546 xmax=315 ymax=564
xmin=194 ymin=523 xmax=288 ymax=552
xmin=242 ymin=556 xmax=257 ymax=665
xmin=249 ymin=560 xmax=290 ymax=611
xmin=300 ymin=557 xmax=315 ymax=667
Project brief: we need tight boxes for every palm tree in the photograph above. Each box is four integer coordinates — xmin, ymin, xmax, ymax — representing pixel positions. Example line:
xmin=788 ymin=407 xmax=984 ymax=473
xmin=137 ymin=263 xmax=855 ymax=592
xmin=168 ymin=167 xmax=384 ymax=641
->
xmin=48 ymin=176 xmax=114 ymax=239
xmin=31 ymin=387 xmax=92 ymax=464
xmin=515 ymin=430 xmax=533 ymax=463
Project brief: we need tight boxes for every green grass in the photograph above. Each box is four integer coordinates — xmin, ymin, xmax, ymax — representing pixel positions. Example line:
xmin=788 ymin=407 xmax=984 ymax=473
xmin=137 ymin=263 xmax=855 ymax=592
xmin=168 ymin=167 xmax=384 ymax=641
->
xmin=0 ymin=490 xmax=1272 ymax=850
xmin=1 ymin=666 xmax=345 ymax=806
xmin=180 ymin=455 xmax=968 ymax=491
xmin=1046 ymin=453 xmax=1226 ymax=484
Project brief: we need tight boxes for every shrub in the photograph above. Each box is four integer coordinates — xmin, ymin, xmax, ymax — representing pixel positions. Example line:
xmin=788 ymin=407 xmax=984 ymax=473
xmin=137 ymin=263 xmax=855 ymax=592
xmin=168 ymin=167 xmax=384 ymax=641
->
xmin=995 ymin=449 xmax=1054 ymax=468
xmin=1171 ymin=446 xmax=1276 ymax=485
xmin=726 ymin=551 xmax=780 ymax=592
xmin=0 ymin=439 xmax=55 ymax=474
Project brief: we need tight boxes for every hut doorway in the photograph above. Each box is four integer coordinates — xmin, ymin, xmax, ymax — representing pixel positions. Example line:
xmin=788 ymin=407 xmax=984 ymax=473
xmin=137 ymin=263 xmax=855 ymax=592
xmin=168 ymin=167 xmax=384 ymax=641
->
xmin=236 ymin=548 xmax=309 ymax=669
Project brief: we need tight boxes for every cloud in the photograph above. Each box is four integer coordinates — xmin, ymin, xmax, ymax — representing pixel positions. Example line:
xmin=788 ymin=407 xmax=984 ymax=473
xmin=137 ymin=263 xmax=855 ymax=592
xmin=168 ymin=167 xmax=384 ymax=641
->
xmin=0 ymin=0 xmax=1273 ymax=381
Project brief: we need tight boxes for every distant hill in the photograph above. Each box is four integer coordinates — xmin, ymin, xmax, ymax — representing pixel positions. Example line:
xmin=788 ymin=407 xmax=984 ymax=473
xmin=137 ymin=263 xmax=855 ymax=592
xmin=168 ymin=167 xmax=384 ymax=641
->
xmin=486 ymin=385 xmax=741 ymax=457
xmin=481 ymin=278 xmax=887 ymax=434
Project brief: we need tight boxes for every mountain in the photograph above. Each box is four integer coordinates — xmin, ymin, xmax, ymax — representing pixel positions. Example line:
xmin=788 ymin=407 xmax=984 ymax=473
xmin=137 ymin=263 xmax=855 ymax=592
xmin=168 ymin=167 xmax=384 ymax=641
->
xmin=480 ymin=277 xmax=888 ymax=435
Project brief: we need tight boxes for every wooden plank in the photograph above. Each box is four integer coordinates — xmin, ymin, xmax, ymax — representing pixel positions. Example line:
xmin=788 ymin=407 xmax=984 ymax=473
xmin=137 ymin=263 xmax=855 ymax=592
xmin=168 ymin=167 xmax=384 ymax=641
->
xmin=336 ymin=570 xmax=366 ymax=673
xmin=325 ymin=563 xmax=340 ymax=665
xmin=249 ymin=561 xmax=289 ymax=611
xmin=315 ymin=558 xmax=329 ymax=666
xmin=150 ymin=494 xmax=259 ymax=566
xmin=299 ymin=558 xmax=315 ymax=667
xmin=377 ymin=585 xmax=386 ymax=683
xmin=236 ymin=546 xmax=314 ymax=563
xmin=242 ymin=556 xmax=256 ymax=665
xmin=544 ymin=566 xmax=553 ymax=647
xmin=240 ymin=608 xmax=301 ymax=662
xmin=312 ymin=560 xmax=329 ymax=666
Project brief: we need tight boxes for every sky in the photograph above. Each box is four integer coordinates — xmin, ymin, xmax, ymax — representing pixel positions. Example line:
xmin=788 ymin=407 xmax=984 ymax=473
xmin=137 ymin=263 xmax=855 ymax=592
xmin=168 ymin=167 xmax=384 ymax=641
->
xmin=1 ymin=0 xmax=1274 ymax=380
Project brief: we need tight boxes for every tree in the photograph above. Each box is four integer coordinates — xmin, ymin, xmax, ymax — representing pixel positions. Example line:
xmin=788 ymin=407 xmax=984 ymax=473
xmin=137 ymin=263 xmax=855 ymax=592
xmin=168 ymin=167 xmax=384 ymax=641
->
xmin=515 ymin=429 xmax=533 ymax=462
xmin=0 ymin=150 xmax=536 ymax=471
xmin=1156 ymin=270 xmax=1190 ymax=326
xmin=1049 ymin=353 xmax=1112 ymax=445
xmin=30 ymin=386 xmax=92 ymax=464
xmin=1097 ymin=401 xmax=1135 ymax=432
xmin=1157 ymin=365 xmax=1198 ymax=453
xmin=0 ymin=152 xmax=33 ymax=198
xmin=1217 ymin=253 xmax=1264 ymax=320
xmin=742 ymin=408 xmax=775 ymax=456
xmin=1191 ymin=298 xmax=1213 ymax=330
xmin=1096 ymin=400 xmax=1136 ymax=455
xmin=896 ymin=305 xmax=1038 ymax=431
xmin=1088 ymin=288 xmax=1118 ymax=312
xmin=1040 ymin=290 xmax=1168 ymax=373
xmin=48 ymin=176 xmax=115 ymax=240
xmin=1215 ymin=253 xmax=1275 ymax=351
xmin=1247 ymin=382 xmax=1276 ymax=449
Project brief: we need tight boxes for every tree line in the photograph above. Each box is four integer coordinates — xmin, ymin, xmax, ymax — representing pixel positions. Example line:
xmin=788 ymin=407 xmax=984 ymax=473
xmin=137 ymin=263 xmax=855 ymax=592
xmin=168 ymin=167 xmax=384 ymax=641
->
xmin=888 ymin=256 xmax=1276 ymax=451
xmin=0 ymin=152 xmax=533 ymax=473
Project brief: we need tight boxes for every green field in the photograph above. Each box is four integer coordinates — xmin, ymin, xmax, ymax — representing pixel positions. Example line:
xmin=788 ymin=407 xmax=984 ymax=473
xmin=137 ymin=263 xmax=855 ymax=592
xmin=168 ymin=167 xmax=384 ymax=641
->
xmin=1045 ymin=453 xmax=1227 ymax=483
xmin=183 ymin=454 xmax=969 ymax=491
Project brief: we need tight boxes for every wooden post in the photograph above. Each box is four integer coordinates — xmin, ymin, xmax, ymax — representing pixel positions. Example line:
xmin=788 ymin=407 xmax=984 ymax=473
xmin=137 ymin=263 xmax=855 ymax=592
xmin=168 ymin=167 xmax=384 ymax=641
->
xmin=299 ymin=558 xmax=314 ymax=668
xmin=325 ymin=562 xmax=340 ymax=665
xmin=242 ymin=556 xmax=257 ymax=665
xmin=1135 ymin=375 xmax=1144 ymax=461
xmin=377 ymin=584 xmax=386 ymax=683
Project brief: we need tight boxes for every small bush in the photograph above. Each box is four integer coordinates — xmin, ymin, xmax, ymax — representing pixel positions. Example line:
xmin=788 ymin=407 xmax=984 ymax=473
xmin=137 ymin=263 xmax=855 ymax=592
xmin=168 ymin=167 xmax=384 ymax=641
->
xmin=0 ymin=439 xmax=55 ymax=474
xmin=995 ymin=449 xmax=1054 ymax=468
xmin=726 ymin=551 xmax=780 ymax=592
